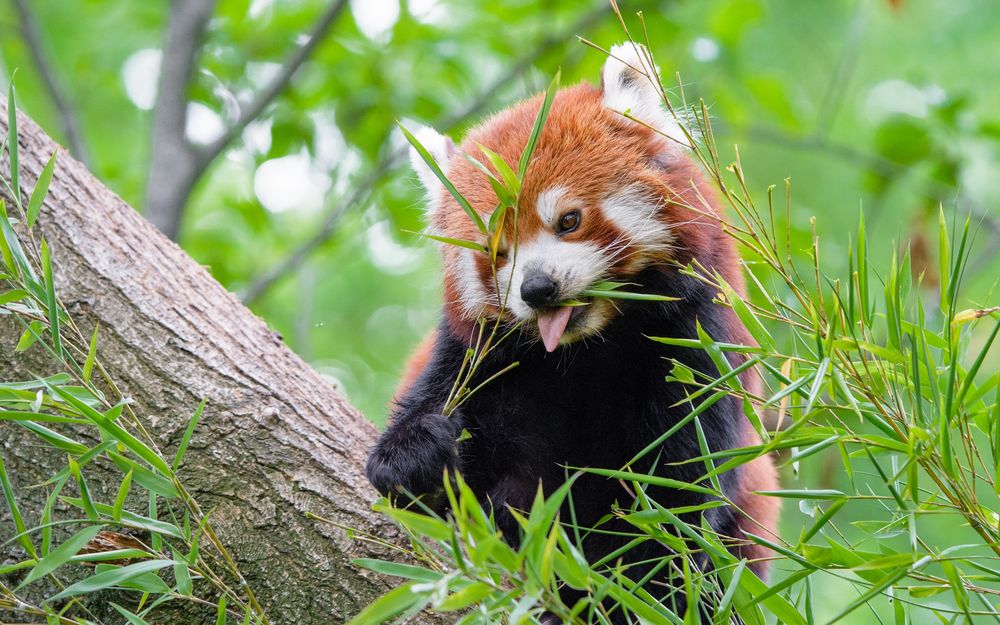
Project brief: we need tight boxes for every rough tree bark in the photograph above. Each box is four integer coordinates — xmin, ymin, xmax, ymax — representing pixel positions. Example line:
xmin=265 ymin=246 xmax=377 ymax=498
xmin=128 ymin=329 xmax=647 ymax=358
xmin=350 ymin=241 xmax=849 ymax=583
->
xmin=0 ymin=96 xmax=421 ymax=623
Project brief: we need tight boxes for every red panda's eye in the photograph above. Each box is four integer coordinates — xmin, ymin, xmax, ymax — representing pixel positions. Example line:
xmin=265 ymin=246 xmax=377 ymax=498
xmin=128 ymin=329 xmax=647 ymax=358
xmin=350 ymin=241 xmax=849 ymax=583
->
xmin=558 ymin=211 xmax=581 ymax=234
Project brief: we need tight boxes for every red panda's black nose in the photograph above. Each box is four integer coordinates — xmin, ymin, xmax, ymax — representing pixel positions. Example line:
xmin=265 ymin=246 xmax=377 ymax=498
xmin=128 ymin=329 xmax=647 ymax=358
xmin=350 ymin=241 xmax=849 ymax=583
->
xmin=521 ymin=274 xmax=560 ymax=308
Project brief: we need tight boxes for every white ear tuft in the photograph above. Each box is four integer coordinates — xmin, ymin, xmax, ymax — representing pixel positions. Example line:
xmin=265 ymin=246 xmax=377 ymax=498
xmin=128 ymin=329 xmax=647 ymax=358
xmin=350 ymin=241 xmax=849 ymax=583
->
xmin=409 ymin=126 xmax=456 ymax=200
xmin=601 ymin=43 xmax=689 ymax=148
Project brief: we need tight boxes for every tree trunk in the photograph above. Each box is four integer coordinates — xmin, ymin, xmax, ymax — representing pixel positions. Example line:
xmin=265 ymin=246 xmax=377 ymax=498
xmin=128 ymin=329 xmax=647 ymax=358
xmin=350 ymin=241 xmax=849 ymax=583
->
xmin=0 ymin=96 xmax=414 ymax=623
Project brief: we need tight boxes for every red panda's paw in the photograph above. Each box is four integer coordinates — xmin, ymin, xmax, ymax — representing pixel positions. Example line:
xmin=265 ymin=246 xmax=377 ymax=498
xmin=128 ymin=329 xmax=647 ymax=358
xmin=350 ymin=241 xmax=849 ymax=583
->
xmin=365 ymin=415 xmax=459 ymax=499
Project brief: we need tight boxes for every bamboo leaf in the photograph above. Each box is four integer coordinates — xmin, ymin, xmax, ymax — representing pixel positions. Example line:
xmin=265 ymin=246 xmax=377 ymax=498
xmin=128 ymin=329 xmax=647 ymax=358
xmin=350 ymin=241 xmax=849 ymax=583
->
xmin=82 ymin=323 xmax=99 ymax=382
xmin=406 ymin=230 xmax=485 ymax=252
xmin=48 ymin=559 xmax=174 ymax=601
xmin=50 ymin=386 xmax=173 ymax=477
xmin=0 ymin=452 xmax=36 ymax=558
xmin=40 ymin=239 xmax=62 ymax=357
xmin=7 ymin=80 xmax=21 ymax=208
xmin=27 ymin=152 xmax=56 ymax=228
xmin=216 ymin=593 xmax=228 ymax=625
xmin=399 ymin=123 xmax=487 ymax=235
xmin=518 ymin=70 xmax=560 ymax=179
xmin=0 ymin=288 xmax=30 ymax=306
xmin=17 ymin=525 xmax=104 ymax=589
xmin=353 ymin=559 xmax=443 ymax=583
xmin=579 ymin=289 xmax=680 ymax=302
xmin=173 ymin=399 xmax=206 ymax=471
xmin=345 ymin=581 xmax=428 ymax=625
xmin=113 ymin=470 xmax=133 ymax=522
xmin=111 ymin=603 xmax=153 ymax=625
xmin=476 ymin=144 xmax=520 ymax=196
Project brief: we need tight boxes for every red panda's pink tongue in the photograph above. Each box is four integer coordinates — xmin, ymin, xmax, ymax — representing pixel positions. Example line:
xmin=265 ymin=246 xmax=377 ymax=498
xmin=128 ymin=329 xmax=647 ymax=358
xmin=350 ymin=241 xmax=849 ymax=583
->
xmin=536 ymin=306 xmax=573 ymax=353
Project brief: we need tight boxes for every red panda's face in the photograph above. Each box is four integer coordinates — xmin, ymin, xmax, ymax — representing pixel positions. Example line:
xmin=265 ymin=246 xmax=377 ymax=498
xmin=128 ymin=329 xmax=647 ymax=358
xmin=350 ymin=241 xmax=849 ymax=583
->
xmin=410 ymin=44 xmax=710 ymax=351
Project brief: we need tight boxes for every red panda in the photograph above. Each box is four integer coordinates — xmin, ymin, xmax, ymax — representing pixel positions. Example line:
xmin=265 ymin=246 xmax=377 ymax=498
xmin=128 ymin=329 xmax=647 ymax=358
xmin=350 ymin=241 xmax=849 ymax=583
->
xmin=367 ymin=42 xmax=780 ymax=615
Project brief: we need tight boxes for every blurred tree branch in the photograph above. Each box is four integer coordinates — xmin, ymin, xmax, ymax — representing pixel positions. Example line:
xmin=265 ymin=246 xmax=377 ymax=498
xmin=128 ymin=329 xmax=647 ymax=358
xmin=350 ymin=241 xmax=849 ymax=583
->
xmin=197 ymin=0 xmax=349 ymax=169
xmin=145 ymin=0 xmax=349 ymax=241
xmin=10 ymin=0 xmax=91 ymax=167
xmin=240 ymin=1 xmax=618 ymax=305
xmin=145 ymin=0 xmax=217 ymax=240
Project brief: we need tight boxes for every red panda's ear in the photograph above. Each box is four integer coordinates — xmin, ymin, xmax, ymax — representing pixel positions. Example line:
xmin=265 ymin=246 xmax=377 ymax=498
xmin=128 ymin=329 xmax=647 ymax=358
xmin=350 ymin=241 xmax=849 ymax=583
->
xmin=600 ymin=43 xmax=689 ymax=149
xmin=408 ymin=126 xmax=456 ymax=217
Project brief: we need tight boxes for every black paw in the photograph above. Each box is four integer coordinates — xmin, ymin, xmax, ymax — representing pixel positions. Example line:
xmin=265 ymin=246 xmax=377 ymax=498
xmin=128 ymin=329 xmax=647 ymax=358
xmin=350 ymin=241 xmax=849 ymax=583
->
xmin=366 ymin=415 xmax=458 ymax=498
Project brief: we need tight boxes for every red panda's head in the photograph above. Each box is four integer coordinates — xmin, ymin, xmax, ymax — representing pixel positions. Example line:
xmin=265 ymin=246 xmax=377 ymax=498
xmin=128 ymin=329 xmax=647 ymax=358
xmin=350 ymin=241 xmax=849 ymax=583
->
xmin=411 ymin=43 xmax=726 ymax=351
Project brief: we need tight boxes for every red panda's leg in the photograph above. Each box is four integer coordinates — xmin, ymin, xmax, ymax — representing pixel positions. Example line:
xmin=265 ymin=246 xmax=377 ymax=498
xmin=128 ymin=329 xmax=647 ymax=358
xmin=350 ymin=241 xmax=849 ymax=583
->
xmin=367 ymin=327 xmax=463 ymax=499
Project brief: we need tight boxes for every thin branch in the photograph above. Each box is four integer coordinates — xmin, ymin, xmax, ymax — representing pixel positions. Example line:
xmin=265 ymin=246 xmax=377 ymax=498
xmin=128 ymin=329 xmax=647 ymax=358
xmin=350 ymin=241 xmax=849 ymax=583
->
xmin=10 ymin=0 xmax=90 ymax=166
xmin=144 ymin=0 xmax=348 ymax=241
xmin=196 ymin=0 xmax=350 ymax=169
xmin=240 ymin=1 xmax=617 ymax=304
xmin=144 ymin=0 xmax=217 ymax=239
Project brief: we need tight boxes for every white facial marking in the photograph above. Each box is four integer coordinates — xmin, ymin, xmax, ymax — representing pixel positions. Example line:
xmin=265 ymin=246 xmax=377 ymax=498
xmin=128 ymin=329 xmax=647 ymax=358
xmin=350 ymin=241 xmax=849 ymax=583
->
xmin=601 ymin=43 xmax=689 ymax=149
xmin=601 ymin=184 xmax=672 ymax=265
xmin=535 ymin=185 xmax=569 ymax=226
xmin=496 ymin=234 xmax=609 ymax=319
xmin=454 ymin=248 xmax=490 ymax=319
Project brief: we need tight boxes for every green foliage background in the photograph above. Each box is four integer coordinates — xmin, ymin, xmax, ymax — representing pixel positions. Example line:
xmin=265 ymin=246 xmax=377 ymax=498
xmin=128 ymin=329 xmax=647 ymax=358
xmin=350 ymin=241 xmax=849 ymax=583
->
xmin=4 ymin=1 xmax=1000 ymax=621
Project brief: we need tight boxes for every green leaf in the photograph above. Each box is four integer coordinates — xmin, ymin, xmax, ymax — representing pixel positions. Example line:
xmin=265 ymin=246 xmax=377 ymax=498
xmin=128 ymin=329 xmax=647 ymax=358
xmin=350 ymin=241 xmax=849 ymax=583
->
xmin=375 ymin=505 xmax=452 ymax=542
xmin=0 ymin=409 xmax=87 ymax=424
xmin=27 ymin=152 xmax=56 ymax=228
xmin=82 ymin=323 xmax=99 ymax=382
xmin=40 ymin=239 xmax=62 ymax=357
xmin=15 ymin=320 xmax=45 ymax=352
xmin=113 ymin=470 xmax=133 ymax=522
xmin=50 ymin=386 xmax=174 ymax=477
xmin=345 ymin=581 xmax=428 ymax=625
xmin=7 ymin=81 xmax=21 ymax=208
xmin=17 ymin=525 xmax=104 ymax=589
xmin=731 ymin=563 xmax=808 ymax=625
xmin=0 ymin=198 xmax=37 ymax=282
xmin=579 ymin=289 xmax=681 ymax=302
xmin=216 ymin=593 xmax=228 ymax=625
xmin=476 ymin=143 xmax=520 ymax=196
xmin=40 ymin=475 xmax=68 ymax=555
xmin=48 ymin=559 xmax=174 ymax=601
xmin=399 ymin=123 xmax=486 ymax=235
xmin=72 ymin=548 xmax=150 ymax=563
xmin=93 ymin=562 xmax=171 ymax=593
xmin=436 ymin=581 xmax=494 ymax=611
xmin=0 ymin=288 xmax=30 ymax=306
xmin=173 ymin=399 xmax=206 ymax=471
xmin=20 ymin=420 xmax=87 ymax=453
xmin=580 ymin=467 xmax=718 ymax=496
xmin=111 ymin=603 xmax=153 ymax=625
xmin=717 ymin=276 xmax=778 ymax=353
xmin=69 ymin=457 xmax=99 ymax=520
xmin=518 ymin=70 xmax=561 ymax=180
xmin=0 ymin=453 xmax=37 ymax=558
xmin=352 ymin=558 xmax=443 ymax=583
xmin=754 ymin=489 xmax=846 ymax=500
xmin=407 ymin=230 xmax=485 ymax=252
xmin=938 ymin=206 xmax=950 ymax=312
xmin=0 ymin=200 xmax=14 ymax=273
xmin=60 ymin=498 xmax=184 ymax=538
xmin=463 ymin=154 xmax=514 ymax=206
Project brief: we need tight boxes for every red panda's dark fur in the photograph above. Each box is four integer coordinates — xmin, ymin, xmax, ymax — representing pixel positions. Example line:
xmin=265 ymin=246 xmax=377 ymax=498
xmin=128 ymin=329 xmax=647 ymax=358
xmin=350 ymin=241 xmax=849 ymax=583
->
xmin=368 ymin=52 xmax=780 ymax=619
